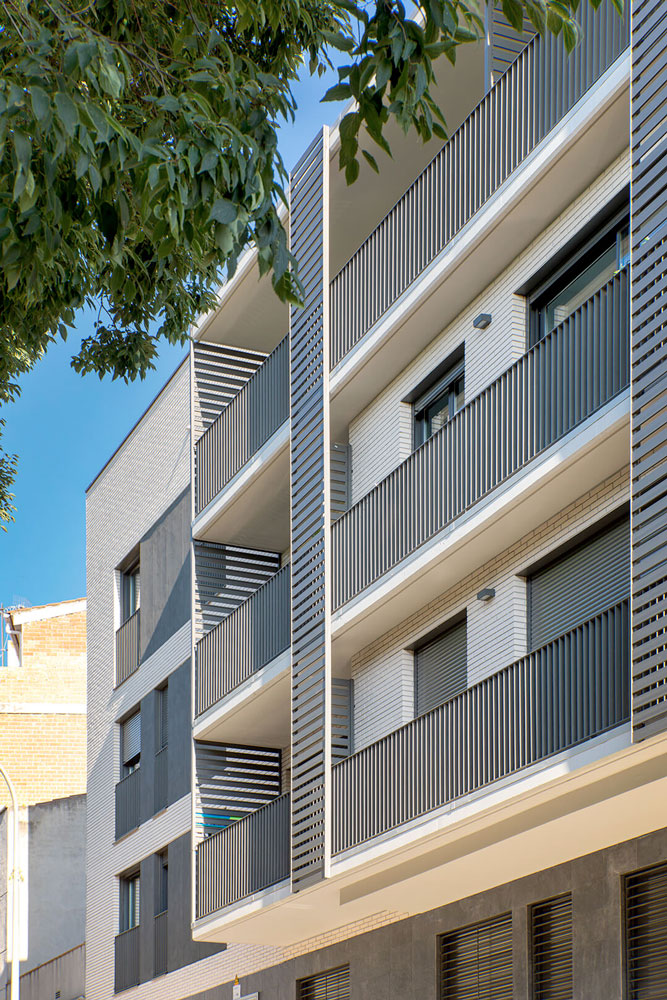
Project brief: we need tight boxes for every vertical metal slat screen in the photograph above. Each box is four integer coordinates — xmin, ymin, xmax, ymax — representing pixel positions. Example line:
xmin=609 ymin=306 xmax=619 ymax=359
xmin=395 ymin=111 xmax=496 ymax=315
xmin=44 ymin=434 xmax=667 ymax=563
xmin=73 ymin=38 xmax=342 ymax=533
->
xmin=298 ymin=966 xmax=350 ymax=1000
xmin=625 ymin=861 xmax=667 ymax=998
xmin=630 ymin=0 xmax=667 ymax=741
xmin=531 ymin=894 xmax=573 ymax=1000
xmin=439 ymin=913 xmax=512 ymax=999
xmin=289 ymin=129 xmax=331 ymax=891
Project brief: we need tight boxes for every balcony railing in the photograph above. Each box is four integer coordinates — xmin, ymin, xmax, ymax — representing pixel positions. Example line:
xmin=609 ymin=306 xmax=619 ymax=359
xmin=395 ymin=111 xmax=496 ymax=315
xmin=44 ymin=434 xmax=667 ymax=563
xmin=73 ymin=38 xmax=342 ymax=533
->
xmin=115 ymin=768 xmax=141 ymax=840
xmin=197 ymin=792 xmax=290 ymax=917
xmin=114 ymin=926 xmax=140 ymax=993
xmin=196 ymin=564 xmax=291 ymax=716
xmin=115 ymin=609 xmax=140 ymax=686
xmin=332 ymin=270 xmax=629 ymax=610
xmin=154 ymin=911 xmax=168 ymax=977
xmin=154 ymin=745 xmax=168 ymax=813
xmin=333 ymin=600 xmax=630 ymax=854
xmin=195 ymin=335 xmax=289 ymax=514
xmin=329 ymin=0 xmax=629 ymax=367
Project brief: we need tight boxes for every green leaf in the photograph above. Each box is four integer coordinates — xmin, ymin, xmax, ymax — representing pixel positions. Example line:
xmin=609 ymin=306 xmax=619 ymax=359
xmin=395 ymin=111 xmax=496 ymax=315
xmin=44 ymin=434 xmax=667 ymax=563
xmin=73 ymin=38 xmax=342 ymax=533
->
xmin=13 ymin=133 xmax=31 ymax=172
xmin=322 ymin=82 xmax=353 ymax=102
xmin=30 ymin=87 xmax=51 ymax=123
xmin=208 ymin=199 xmax=237 ymax=224
xmin=362 ymin=149 xmax=379 ymax=173
xmin=55 ymin=93 xmax=79 ymax=136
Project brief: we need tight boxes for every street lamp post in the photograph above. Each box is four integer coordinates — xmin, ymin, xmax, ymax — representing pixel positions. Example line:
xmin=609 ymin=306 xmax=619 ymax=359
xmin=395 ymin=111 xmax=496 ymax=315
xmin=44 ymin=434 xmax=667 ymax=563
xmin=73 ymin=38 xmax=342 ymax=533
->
xmin=0 ymin=766 xmax=20 ymax=1000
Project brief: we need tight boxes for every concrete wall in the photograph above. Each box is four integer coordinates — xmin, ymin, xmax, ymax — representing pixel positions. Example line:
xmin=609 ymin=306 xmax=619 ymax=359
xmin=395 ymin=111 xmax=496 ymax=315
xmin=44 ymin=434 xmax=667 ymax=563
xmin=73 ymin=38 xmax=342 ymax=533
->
xmin=348 ymin=152 xmax=629 ymax=505
xmin=0 ymin=796 xmax=85 ymax=991
xmin=178 ymin=825 xmax=667 ymax=1000
xmin=350 ymin=469 xmax=629 ymax=751
xmin=4 ymin=945 xmax=85 ymax=1000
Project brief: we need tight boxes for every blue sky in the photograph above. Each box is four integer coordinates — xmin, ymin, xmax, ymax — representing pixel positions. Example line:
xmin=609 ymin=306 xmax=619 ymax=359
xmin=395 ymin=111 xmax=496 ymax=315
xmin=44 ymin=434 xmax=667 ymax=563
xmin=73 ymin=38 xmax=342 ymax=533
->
xmin=0 ymin=65 xmax=346 ymax=611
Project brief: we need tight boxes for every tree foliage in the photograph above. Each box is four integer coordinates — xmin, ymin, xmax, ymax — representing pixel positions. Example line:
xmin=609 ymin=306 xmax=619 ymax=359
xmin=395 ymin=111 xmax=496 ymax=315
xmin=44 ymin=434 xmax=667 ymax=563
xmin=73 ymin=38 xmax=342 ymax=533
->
xmin=0 ymin=0 xmax=622 ymax=525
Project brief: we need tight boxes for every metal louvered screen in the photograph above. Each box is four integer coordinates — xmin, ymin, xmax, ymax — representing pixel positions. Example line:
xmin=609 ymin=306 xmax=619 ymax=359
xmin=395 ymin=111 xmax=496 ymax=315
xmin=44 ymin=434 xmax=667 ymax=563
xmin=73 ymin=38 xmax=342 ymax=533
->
xmin=192 ymin=341 xmax=266 ymax=440
xmin=487 ymin=7 xmax=536 ymax=86
xmin=631 ymin=0 xmax=667 ymax=742
xmin=194 ymin=742 xmax=281 ymax=838
xmin=439 ymin=913 xmax=512 ymax=999
xmin=529 ymin=517 xmax=630 ymax=650
xmin=289 ymin=128 xmax=331 ymax=890
xmin=194 ymin=541 xmax=280 ymax=637
xmin=330 ymin=444 xmax=350 ymax=521
xmin=415 ymin=619 xmax=467 ymax=717
xmin=122 ymin=711 xmax=141 ymax=765
xmin=625 ymin=861 xmax=667 ymax=999
xmin=298 ymin=966 xmax=350 ymax=1000
xmin=332 ymin=679 xmax=351 ymax=763
xmin=532 ymin=894 xmax=573 ymax=1000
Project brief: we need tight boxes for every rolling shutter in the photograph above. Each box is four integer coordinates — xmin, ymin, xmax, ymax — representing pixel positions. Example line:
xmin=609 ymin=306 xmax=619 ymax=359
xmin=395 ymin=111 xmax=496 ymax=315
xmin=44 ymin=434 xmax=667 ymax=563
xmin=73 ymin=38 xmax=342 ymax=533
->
xmin=122 ymin=711 xmax=141 ymax=765
xmin=532 ymin=894 xmax=573 ymax=999
xmin=529 ymin=516 xmax=630 ymax=650
xmin=298 ymin=966 xmax=350 ymax=1000
xmin=439 ymin=912 xmax=512 ymax=999
xmin=415 ymin=619 xmax=467 ymax=717
xmin=625 ymin=861 xmax=667 ymax=999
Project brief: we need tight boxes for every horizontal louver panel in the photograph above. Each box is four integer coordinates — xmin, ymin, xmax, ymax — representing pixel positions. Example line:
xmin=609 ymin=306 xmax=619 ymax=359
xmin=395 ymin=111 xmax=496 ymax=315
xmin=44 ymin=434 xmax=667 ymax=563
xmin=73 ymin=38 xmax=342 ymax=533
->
xmin=625 ymin=861 xmax=667 ymax=999
xmin=298 ymin=966 xmax=350 ymax=1000
xmin=195 ymin=742 xmax=281 ymax=837
xmin=440 ymin=912 xmax=512 ymax=999
xmin=415 ymin=619 xmax=467 ymax=717
xmin=529 ymin=516 xmax=629 ymax=649
xmin=532 ymin=894 xmax=573 ymax=1000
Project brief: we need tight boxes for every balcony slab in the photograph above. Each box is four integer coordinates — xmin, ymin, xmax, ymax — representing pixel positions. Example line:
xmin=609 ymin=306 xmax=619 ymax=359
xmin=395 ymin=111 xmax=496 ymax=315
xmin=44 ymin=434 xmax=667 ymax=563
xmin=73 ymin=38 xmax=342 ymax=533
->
xmin=192 ymin=421 xmax=290 ymax=551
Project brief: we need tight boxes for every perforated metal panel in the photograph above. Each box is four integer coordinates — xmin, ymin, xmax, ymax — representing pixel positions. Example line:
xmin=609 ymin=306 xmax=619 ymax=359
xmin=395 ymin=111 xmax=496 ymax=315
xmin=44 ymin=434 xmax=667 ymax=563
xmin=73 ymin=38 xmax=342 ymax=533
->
xmin=439 ymin=913 xmax=513 ymax=999
xmin=532 ymin=894 xmax=573 ymax=1000
xmin=415 ymin=619 xmax=467 ymax=717
xmin=625 ymin=861 xmax=667 ymax=998
xmin=289 ymin=128 xmax=331 ymax=890
xmin=529 ymin=516 xmax=630 ymax=650
xmin=631 ymin=0 xmax=667 ymax=741
xmin=298 ymin=966 xmax=350 ymax=1000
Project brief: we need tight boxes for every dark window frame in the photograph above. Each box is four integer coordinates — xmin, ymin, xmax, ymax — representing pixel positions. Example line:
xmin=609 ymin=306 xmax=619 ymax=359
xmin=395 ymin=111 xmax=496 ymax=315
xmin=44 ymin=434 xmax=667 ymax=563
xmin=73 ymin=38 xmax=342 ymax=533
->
xmin=119 ymin=868 xmax=140 ymax=933
xmin=155 ymin=850 xmax=168 ymax=916
xmin=403 ymin=344 xmax=465 ymax=452
xmin=120 ymin=559 xmax=140 ymax=625
xmin=526 ymin=206 xmax=629 ymax=347
xmin=121 ymin=708 xmax=141 ymax=776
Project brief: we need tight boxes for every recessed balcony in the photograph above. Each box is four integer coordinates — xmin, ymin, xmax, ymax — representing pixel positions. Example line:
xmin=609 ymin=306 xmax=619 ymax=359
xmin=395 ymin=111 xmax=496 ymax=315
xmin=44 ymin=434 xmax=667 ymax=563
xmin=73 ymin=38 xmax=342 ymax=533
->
xmin=194 ymin=335 xmax=290 ymax=552
xmin=195 ymin=566 xmax=291 ymax=747
xmin=331 ymin=271 xmax=630 ymax=661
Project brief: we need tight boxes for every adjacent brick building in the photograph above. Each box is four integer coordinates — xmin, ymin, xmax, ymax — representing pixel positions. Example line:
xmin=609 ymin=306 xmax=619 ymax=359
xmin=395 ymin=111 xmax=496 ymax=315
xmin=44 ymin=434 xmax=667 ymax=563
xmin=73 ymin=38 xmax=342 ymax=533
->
xmin=0 ymin=598 xmax=86 ymax=808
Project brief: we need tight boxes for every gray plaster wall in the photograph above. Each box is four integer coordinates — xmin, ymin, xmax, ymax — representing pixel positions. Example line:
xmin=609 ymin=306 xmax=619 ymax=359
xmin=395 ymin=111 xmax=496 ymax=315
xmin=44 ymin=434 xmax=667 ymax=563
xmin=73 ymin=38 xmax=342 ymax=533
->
xmin=0 ymin=796 xmax=85 ymax=989
xmin=178 ymin=826 xmax=667 ymax=1000
xmin=139 ymin=487 xmax=191 ymax=663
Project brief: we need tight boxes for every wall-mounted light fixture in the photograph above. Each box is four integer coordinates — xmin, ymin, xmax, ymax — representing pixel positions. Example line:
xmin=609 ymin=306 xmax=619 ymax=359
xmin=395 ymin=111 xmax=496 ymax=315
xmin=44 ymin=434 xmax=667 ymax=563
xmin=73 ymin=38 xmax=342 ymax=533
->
xmin=473 ymin=313 xmax=492 ymax=330
xmin=477 ymin=587 xmax=496 ymax=602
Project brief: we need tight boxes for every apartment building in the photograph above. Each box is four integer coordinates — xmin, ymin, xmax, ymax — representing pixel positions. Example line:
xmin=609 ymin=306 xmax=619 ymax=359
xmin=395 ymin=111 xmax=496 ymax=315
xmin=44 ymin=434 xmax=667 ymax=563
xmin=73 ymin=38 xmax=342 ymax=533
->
xmin=85 ymin=2 xmax=667 ymax=998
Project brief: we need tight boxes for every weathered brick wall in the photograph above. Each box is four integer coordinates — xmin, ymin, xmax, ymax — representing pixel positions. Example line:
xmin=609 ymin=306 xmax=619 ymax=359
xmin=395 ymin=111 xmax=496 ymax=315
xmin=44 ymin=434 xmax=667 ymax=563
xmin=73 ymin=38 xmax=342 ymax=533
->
xmin=0 ymin=604 xmax=86 ymax=808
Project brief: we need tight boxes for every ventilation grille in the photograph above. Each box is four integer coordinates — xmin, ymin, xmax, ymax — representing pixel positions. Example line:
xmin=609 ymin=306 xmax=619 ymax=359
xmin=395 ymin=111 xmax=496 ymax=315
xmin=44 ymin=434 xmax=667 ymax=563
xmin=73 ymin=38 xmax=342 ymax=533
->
xmin=625 ymin=861 xmax=667 ymax=998
xmin=298 ymin=966 xmax=350 ymax=1000
xmin=532 ymin=894 xmax=573 ymax=1000
xmin=439 ymin=912 xmax=512 ymax=999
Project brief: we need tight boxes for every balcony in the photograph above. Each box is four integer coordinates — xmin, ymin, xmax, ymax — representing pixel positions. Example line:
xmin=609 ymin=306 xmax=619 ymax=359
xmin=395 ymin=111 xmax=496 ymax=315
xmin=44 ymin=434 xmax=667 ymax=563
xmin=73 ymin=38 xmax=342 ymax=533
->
xmin=333 ymin=601 xmax=629 ymax=853
xmin=114 ymin=926 xmax=139 ymax=993
xmin=331 ymin=272 xmax=629 ymax=655
xmin=196 ymin=792 xmax=290 ymax=918
xmin=329 ymin=0 xmax=629 ymax=372
xmin=195 ymin=566 xmax=291 ymax=744
xmin=115 ymin=609 xmax=140 ymax=686
xmin=115 ymin=768 xmax=141 ymax=840
xmin=194 ymin=335 xmax=290 ymax=550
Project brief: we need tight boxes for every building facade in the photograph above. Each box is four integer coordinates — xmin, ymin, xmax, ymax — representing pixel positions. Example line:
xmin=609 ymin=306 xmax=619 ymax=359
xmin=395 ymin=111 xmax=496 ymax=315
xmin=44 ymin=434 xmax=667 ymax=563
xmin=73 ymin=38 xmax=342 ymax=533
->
xmin=86 ymin=3 xmax=667 ymax=999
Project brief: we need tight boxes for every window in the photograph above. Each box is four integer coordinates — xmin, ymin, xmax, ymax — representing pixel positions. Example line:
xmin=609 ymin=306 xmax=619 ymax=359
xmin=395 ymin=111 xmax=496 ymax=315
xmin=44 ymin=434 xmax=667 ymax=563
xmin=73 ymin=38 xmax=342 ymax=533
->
xmin=527 ymin=514 xmax=630 ymax=651
xmin=531 ymin=894 xmax=573 ymax=1000
xmin=528 ymin=210 xmax=629 ymax=346
xmin=156 ymin=685 xmax=168 ymax=752
xmin=439 ymin=913 xmax=512 ymax=1000
xmin=120 ymin=560 xmax=140 ymax=624
xmin=155 ymin=851 xmax=168 ymax=916
xmin=119 ymin=870 xmax=140 ymax=932
xmin=121 ymin=710 xmax=141 ymax=776
xmin=625 ymin=861 xmax=667 ymax=999
xmin=414 ymin=616 xmax=467 ymax=717
xmin=298 ymin=965 xmax=350 ymax=1000
xmin=413 ymin=358 xmax=465 ymax=447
